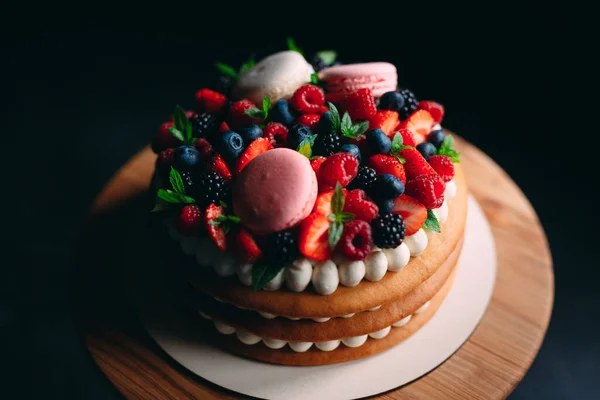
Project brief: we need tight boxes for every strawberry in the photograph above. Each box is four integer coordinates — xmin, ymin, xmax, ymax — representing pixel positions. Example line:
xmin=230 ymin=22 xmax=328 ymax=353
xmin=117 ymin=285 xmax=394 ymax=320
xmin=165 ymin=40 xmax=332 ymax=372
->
xmin=296 ymin=114 xmax=321 ymax=131
xmin=428 ymin=155 xmax=455 ymax=182
xmin=263 ymin=122 xmax=288 ymax=146
xmin=176 ymin=204 xmax=203 ymax=236
xmin=310 ymin=156 xmax=327 ymax=176
xmin=193 ymin=138 xmax=213 ymax=159
xmin=370 ymin=110 xmax=400 ymax=137
xmin=405 ymin=175 xmax=445 ymax=209
xmin=299 ymin=213 xmax=331 ymax=261
xmin=398 ymin=148 xmax=437 ymax=181
xmin=208 ymin=153 xmax=233 ymax=181
xmin=195 ymin=88 xmax=228 ymax=114
xmin=151 ymin=122 xmax=182 ymax=153
xmin=343 ymin=88 xmax=377 ymax=120
xmin=205 ymin=204 xmax=228 ymax=251
xmin=344 ymin=190 xmax=379 ymax=222
xmin=397 ymin=128 xmax=417 ymax=147
xmin=319 ymin=153 xmax=359 ymax=188
xmin=314 ymin=188 xmax=348 ymax=216
xmin=290 ymin=84 xmax=325 ymax=114
xmin=418 ymin=101 xmax=444 ymax=124
xmin=236 ymin=137 xmax=273 ymax=174
xmin=400 ymin=110 xmax=434 ymax=143
xmin=169 ymin=110 xmax=196 ymax=122
xmin=229 ymin=99 xmax=261 ymax=129
xmin=219 ymin=121 xmax=231 ymax=134
xmin=337 ymin=220 xmax=373 ymax=261
xmin=367 ymin=155 xmax=406 ymax=184
xmin=157 ymin=148 xmax=175 ymax=169
xmin=391 ymin=195 xmax=427 ymax=236
xmin=235 ymin=228 xmax=262 ymax=263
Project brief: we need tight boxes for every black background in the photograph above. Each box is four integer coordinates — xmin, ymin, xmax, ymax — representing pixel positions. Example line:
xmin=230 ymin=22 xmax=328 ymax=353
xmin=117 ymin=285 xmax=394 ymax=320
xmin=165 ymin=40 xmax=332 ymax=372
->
xmin=2 ymin=7 xmax=598 ymax=400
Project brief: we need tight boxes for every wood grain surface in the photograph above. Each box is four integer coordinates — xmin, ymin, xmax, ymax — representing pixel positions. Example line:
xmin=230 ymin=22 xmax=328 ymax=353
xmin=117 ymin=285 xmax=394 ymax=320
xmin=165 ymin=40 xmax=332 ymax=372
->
xmin=79 ymin=135 xmax=554 ymax=399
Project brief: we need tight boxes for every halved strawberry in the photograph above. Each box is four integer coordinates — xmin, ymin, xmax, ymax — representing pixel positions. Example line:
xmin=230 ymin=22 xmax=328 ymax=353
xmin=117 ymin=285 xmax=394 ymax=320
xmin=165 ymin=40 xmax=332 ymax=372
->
xmin=314 ymin=188 xmax=348 ymax=216
xmin=397 ymin=128 xmax=417 ymax=147
xmin=398 ymin=148 xmax=437 ymax=181
xmin=367 ymin=155 xmax=406 ymax=184
xmin=343 ymin=88 xmax=377 ymax=120
xmin=428 ymin=155 xmax=455 ymax=182
xmin=235 ymin=228 xmax=262 ymax=263
xmin=370 ymin=110 xmax=400 ymax=137
xmin=417 ymin=101 xmax=444 ymax=124
xmin=235 ymin=137 xmax=273 ymax=174
xmin=205 ymin=204 xmax=227 ymax=251
xmin=392 ymin=195 xmax=427 ymax=236
xmin=400 ymin=110 xmax=434 ymax=143
xmin=299 ymin=213 xmax=331 ymax=261
xmin=208 ymin=153 xmax=232 ymax=181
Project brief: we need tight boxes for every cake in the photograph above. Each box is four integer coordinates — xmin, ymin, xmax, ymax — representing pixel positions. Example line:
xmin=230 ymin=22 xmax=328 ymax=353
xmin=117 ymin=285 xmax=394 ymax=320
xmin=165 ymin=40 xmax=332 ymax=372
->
xmin=150 ymin=45 xmax=466 ymax=366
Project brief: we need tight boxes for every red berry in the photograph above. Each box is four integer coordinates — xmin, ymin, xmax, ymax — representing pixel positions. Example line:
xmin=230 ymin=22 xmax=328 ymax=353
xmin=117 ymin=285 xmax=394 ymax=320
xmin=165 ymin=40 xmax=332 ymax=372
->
xmin=236 ymin=137 xmax=273 ymax=174
xmin=337 ymin=220 xmax=373 ymax=261
xmin=367 ymin=155 xmax=406 ymax=184
xmin=405 ymin=175 xmax=445 ymax=209
xmin=195 ymin=88 xmax=228 ymax=114
xmin=310 ymin=157 xmax=326 ymax=175
xmin=208 ymin=153 xmax=233 ymax=181
xmin=295 ymin=114 xmax=321 ymax=131
xmin=343 ymin=88 xmax=377 ymax=120
xmin=229 ymin=99 xmax=261 ymax=129
xmin=176 ymin=205 xmax=203 ymax=236
xmin=299 ymin=213 xmax=331 ymax=261
xmin=319 ymin=153 xmax=359 ymax=188
xmin=428 ymin=155 xmax=455 ymax=182
xmin=392 ymin=195 xmax=427 ymax=236
xmin=417 ymin=101 xmax=444 ymax=124
xmin=290 ymin=84 xmax=325 ymax=114
xmin=193 ymin=138 xmax=213 ymax=159
xmin=151 ymin=122 xmax=182 ymax=153
xmin=313 ymin=188 xmax=348 ymax=216
xmin=219 ymin=121 xmax=231 ymax=133
xmin=157 ymin=148 xmax=175 ymax=168
xmin=398 ymin=148 xmax=437 ymax=181
xmin=369 ymin=110 xmax=400 ymax=137
xmin=235 ymin=229 xmax=262 ymax=263
xmin=344 ymin=190 xmax=379 ymax=222
xmin=397 ymin=128 xmax=417 ymax=147
xmin=400 ymin=110 xmax=434 ymax=144
xmin=205 ymin=203 xmax=228 ymax=251
xmin=263 ymin=122 xmax=288 ymax=147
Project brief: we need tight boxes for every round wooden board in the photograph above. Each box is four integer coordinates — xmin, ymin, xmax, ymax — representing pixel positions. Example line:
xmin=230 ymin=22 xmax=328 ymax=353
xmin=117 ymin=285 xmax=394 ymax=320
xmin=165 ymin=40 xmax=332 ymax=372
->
xmin=79 ymin=135 xmax=554 ymax=399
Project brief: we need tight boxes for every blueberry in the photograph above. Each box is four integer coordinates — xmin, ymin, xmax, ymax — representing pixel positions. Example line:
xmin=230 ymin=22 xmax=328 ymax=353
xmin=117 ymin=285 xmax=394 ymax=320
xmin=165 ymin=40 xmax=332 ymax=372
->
xmin=288 ymin=124 xmax=313 ymax=150
xmin=173 ymin=145 xmax=202 ymax=171
xmin=218 ymin=131 xmax=245 ymax=160
xmin=366 ymin=129 xmax=392 ymax=154
xmin=270 ymin=100 xmax=296 ymax=126
xmin=374 ymin=174 xmax=405 ymax=198
xmin=339 ymin=143 xmax=361 ymax=162
xmin=239 ymin=124 xmax=263 ymax=145
xmin=427 ymin=129 xmax=445 ymax=148
xmin=317 ymin=111 xmax=333 ymax=133
xmin=378 ymin=91 xmax=405 ymax=112
xmin=373 ymin=197 xmax=394 ymax=215
xmin=416 ymin=142 xmax=436 ymax=161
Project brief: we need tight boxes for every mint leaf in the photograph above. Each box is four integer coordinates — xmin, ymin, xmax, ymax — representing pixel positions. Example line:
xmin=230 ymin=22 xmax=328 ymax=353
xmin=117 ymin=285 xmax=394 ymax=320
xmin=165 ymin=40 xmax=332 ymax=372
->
xmin=167 ymin=127 xmax=186 ymax=143
xmin=172 ymin=105 xmax=193 ymax=144
xmin=316 ymin=50 xmax=337 ymax=66
xmin=239 ymin=55 xmax=255 ymax=75
xmin=439 ymin=135 xmax=455 ymax=153
xmin=341 ymin=112 xmax=352 ymax=133
xmin=328 ymin=221 xmax=343 ymax=248
xmin=437 ymin=134 xmax=460 ymax=162
xmin=216 ymin=62 xmax=238 ymax=79
xmin=151 ymin=196 xmax=170 ymax=213
xmin=169 ymin=167 xmax=185 ymax=194
xmin=244 ymin=108 xmax=265 ymax=119
xmin=262 ymin=97 xmax=271 ymax=117
xmin=157 ymin=189 xmax=195 ymax=204
xmin=297 ymin=135 xmax=316 ymax=159
xmin=337 ymin=212 xmax=355 ymax=223
xmin=208 ymin=214 xmax=240 ymax=234
xmin=331 ymin=182 xmax=345 ymax=214
xmin=252 ymin=263 xmax=284 ymax=291
xmin=349 ymin=121 xmax=369 ymax=137
xmin=286 ymin=37 xmax=303 ymax=55
xmin=328 ymin=102 xmax=341 ymax=133
xmin=423 ymin=209 xmax=441 ymax=233
xmin=310 ymin=72 xmax=320 ymax=85
xmin=391 ymin=133 xmax=403 ymax=153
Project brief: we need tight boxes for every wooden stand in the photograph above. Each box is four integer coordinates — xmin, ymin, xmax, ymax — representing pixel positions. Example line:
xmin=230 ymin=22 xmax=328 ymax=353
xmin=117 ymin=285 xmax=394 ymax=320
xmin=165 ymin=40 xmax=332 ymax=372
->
xmin=79 ymin=136 xmax=553 ymax=399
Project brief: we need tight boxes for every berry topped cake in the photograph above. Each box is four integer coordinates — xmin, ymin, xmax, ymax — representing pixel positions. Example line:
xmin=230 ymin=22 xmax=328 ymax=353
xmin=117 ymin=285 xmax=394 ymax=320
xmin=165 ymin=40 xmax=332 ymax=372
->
xmin=150 ymin=42 xmax=466 ymax=365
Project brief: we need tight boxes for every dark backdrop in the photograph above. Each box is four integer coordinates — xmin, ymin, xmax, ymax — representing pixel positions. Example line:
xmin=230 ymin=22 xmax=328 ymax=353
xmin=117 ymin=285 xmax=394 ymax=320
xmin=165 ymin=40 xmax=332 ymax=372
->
xmin=2 ymin=9 xmax=597 ymax=399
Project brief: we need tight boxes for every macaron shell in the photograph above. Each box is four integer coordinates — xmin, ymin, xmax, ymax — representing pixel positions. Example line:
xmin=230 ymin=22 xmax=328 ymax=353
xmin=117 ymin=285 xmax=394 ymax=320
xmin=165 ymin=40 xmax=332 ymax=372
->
xmin=233 ymin=51 xmax=315 ymax=104
xmin=318 ymin=62 xmax=397 ymax=98
xmin=233 ymin=148 xmax=318 ymax=234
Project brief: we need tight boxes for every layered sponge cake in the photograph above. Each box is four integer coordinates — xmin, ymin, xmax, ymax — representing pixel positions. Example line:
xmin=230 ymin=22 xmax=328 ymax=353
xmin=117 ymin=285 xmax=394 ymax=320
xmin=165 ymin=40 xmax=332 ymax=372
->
xmin=150 ymin=46 xmax=465 ymax=365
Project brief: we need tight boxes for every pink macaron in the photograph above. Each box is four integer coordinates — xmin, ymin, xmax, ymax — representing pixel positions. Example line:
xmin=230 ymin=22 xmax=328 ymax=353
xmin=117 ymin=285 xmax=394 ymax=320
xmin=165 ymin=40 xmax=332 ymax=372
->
xmin=233 ymin=148 xmax=318 ymax=235
xmin=318 ymin=62 xmax=397 ymax=99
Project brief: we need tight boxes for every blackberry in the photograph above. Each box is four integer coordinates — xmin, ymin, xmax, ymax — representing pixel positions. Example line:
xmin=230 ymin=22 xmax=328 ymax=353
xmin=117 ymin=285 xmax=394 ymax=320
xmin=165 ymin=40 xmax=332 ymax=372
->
xmin=348 ymin=165 xmax=377 ymax=191
xmin=266 ymin=231 xmax=300 ymax=264
xmin=313 ymin=132 xmax=341 ymax=156
xmin=179 ymin=170 xmax=196 ymax=196
xmin=196 ymin=171 xmax=231 ymax=207
xmin=371 ymin=214 xmax=406 ymax=249
xmin=398 ymin=88 xmax=419 ymax=120
xmin=191 ymin=113 xmax=218 ymax=139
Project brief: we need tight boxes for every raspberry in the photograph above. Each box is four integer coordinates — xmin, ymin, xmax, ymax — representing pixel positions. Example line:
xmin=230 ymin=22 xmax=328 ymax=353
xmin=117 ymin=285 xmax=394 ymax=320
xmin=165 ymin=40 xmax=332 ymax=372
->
xmin=344 ymin=190 xmax=379 ymax=222
xmin=405 ymin=174 xmax=445 ymax=209
xmin=193 ymin=138 xmax=213 ymax=159
xmin=338 ymin=220 xmax=373 ymax=261
xmin=428 ymin=155 xmax=455 ymax=182
xmin=319 ymin=153 xmax=359 ymax=188
xmin=295 ymin=114 xmax=321 ymax=131
xmin=176 ymin=205 xmax=203 ymax=236
xmin=371 ymin=214 xmax=406 ymax=249
xmin=195 ymin=88 xmax=228 ymax=114
xmin=290 ymin=84 xmax=325 ymax=114
xmin=151 ymin=122 xmax=182 ymax=153
xmin=229 ymin=99 xmax=261 ymax=129
xmin=157 ymin=148 xmax=175 ymax=169
xmin=263 ymin=122 xmax=288 ymax=146
xmin=343 ymin=88 xmax=377 ymax=120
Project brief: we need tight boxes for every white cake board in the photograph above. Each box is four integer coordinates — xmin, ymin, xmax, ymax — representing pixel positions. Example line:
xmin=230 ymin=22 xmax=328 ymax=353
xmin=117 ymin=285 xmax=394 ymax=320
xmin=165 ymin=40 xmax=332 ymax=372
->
xmin=144 ymin=196 xmax=496 ymax=400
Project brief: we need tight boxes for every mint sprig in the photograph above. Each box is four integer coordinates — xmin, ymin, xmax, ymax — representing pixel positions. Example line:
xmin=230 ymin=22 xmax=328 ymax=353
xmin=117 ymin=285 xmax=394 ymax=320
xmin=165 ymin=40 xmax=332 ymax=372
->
xmin=286 ymin=37 xmax=303 ymax=55
xmin=327 ymin=102 xmax=341 ymax=133
xmin=216 ymin=55 xmax=256 ymax=80
xmin=328 ymin=183 xmax=354 ymax=248
xmin=316 ymin=50 xmax=337 ymax=66
xmin=309 ymin=72 xmax=320 ymax=85
xmin=390 ymin=133 xmax=412 ymax=163
xmin=208 ymin=215 xmax=240 ymax=234
xmin=297 ymin=134 xmax=318 ymax=159
xmin=252 ymin=263 xmax=284 ymax=291
xmin=239 ymin=55 xmax=256 ymax=75
xmin=152 ymin=168 xmax=196 ymax=212
xmin=244 ymin=97 xmax=271 ymax=120
xmin=340 ymin=111 xmax=369 ymax=139
xmin=437 ymin=134 xmax=461 ymax=163
xmin=167 ymin=105 xmax=194 ymax=145
xmin=423 ymin=209 xmax=441 ymax=233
